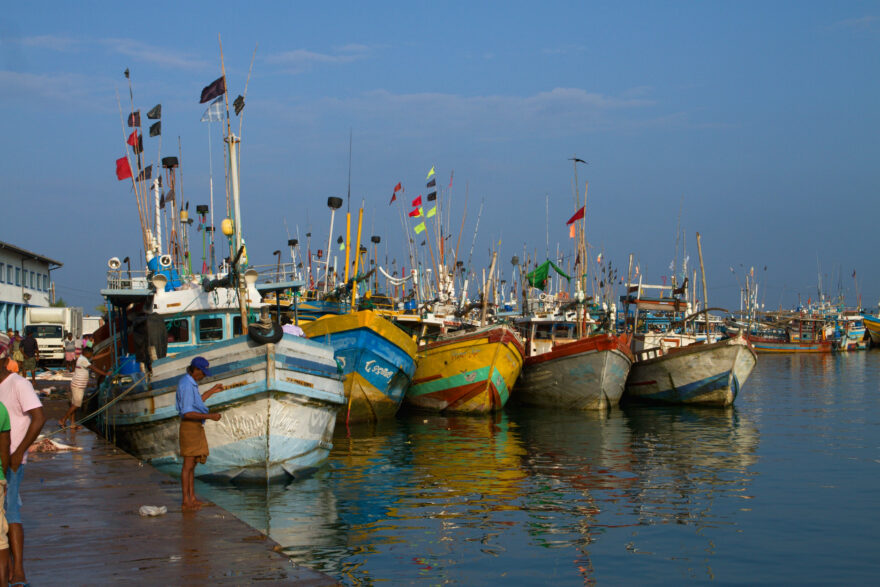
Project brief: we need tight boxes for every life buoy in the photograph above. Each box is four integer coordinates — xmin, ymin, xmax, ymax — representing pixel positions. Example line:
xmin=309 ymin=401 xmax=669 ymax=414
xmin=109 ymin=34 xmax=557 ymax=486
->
xmin=248 ymin=322 xmax=283 ymax=344
xmin=539 ymin=293 xmax=549 ymax=302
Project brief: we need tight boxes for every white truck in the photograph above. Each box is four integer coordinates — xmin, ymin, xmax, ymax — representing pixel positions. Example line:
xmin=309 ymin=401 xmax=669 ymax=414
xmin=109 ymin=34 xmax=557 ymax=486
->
xmin=82 ymin=315 xmax=104 ymax=337
xmin=24 ymin=307 xmax=83 ymax=363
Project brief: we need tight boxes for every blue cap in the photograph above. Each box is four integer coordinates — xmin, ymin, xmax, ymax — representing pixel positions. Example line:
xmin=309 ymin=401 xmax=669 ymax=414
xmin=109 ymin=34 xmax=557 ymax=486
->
xmin=190 ymin=356 xmax=211 ymax=376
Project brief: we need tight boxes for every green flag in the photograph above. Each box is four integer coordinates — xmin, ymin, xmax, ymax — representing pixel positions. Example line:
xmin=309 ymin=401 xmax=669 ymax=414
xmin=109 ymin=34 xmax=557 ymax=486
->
xmin=414 ymin=222 xmax=426 ymax=234
xmin=526 ymin=260 xmax=571 ymax=289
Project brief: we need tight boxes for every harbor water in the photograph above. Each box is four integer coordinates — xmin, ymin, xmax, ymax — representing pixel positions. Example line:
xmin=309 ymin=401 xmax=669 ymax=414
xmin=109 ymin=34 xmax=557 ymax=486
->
xmin=196 ymin=352 xmax=880 ymax=584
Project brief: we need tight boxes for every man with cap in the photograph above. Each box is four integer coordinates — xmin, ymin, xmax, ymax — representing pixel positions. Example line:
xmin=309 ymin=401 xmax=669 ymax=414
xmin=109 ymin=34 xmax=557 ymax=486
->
xmin=176 ymin=357 xmax=223 ymax=511
xmin=0 ymin=336 xmax=46 ymax=586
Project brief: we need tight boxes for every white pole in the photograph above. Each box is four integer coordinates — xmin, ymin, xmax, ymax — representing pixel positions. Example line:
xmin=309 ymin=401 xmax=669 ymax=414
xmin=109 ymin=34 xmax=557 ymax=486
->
xmin=324 ymin=208 xmax=336 ymax=294
xmin=228 ymin=134 xmax=243 ymax=255
xmin=153 ymin=178 xmax=162 ymax=255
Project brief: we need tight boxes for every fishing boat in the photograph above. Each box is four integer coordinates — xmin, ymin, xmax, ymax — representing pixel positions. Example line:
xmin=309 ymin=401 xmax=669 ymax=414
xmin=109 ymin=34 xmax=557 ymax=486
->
xmin=89 ymin=63 xmax=346 ymax=482
xmin=622 ymin=233 xmax=757 ymax=406
xmin=514 ymin=299 xmax=633 ymax=410
xmin=863 ymin=313 xmax=880 ymax=346
xmin=745 ymin=314 xmax=834 ymax=352
xmin=95 ymin=276 xmax=345 ymax=482
xmin=301 ymin=310 xmax=417 ymax=424
xmin=625 ymin=335 xmax=756 ymax=406
xmin=834 ymin=312 xmax=868 ymax=351
xmin=406 ymin=323 xmax=525 ymax=413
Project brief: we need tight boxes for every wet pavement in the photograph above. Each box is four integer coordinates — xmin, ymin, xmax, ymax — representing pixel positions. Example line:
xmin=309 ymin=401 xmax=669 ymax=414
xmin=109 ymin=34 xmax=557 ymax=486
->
xmin=23 ymin=422 xmax=337 ymax=585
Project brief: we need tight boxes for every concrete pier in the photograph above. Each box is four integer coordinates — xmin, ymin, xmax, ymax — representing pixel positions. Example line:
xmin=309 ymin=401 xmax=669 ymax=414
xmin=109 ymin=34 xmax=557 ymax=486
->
xmin=21 ymin=421 xmax=336 ymax=585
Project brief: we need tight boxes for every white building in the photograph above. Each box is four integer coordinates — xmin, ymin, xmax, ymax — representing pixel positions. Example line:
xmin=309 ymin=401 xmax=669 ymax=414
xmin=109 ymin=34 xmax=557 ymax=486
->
xmin=0 ymin=240 xmax=63 ymax=332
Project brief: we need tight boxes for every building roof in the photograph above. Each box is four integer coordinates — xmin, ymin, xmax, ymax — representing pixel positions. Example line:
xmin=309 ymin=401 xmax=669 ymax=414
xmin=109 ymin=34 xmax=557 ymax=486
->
xmin=0 ymin=240 xmax=63 ymax=267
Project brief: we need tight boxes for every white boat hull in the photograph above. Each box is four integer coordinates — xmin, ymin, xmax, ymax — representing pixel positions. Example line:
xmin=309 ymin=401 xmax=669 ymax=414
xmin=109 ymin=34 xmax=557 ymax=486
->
xmin=625 ymin=336 xmax=756 ymax=406
xmin=95 ymin=334 xmax=345 ymax=482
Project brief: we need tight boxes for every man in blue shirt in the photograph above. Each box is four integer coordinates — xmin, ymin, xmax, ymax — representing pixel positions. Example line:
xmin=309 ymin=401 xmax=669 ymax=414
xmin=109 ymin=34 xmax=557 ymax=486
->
xmin=176 ymin=356 xmax=223 ymax=511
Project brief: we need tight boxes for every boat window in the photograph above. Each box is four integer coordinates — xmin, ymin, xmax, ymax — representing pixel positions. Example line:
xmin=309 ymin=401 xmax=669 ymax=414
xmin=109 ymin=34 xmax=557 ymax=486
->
xmin=198 ymin=317 xmax=224 ymax=342
xmin=166 ymin=318 xmax=190 ymax=344
xmin=535 ymin=325 xmax=554 ymax=339
xmin=232 ymin=316 xmax=243 ymax=336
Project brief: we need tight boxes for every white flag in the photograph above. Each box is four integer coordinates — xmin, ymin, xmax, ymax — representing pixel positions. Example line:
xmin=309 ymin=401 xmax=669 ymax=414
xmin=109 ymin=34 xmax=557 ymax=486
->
xmin=200 ymin=96 xmax=223 ymax=122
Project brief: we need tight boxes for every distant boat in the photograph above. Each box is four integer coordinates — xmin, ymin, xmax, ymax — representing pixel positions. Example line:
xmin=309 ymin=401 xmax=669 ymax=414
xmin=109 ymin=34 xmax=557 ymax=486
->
xmin=302 ymin=310 xmax=417 ymax=424
xmin=406 ymin=324 xmax=525 ymax=414
xmin=746 ymin=315 xmax=834 ymax=352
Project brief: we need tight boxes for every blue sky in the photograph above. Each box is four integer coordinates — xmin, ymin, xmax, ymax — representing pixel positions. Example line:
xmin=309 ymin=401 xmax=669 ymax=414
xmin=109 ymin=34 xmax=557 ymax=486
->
xmin=1 ymin=1 xmax=878 ymax=312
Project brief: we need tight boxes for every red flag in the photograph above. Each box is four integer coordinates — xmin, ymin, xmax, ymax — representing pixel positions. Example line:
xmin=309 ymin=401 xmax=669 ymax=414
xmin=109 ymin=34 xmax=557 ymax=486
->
xmin=566 ymin=206 xmax=585 ymax=225
xmin=412 ymin=195 xmax=422 ymax=207
xmin=115 ymin=157 xmax=132 ymax=180
xmin=408 ymin=208 xmax=422 ymax=218
xmin=389 ymin=193 xmax=397 ymax=205
xmin=449 ymin=170 xmax=454 ymax=189
xmin=127 ymin=131 xmax=138 ymax=147
xmin=393 ymin=182 xmax=402 ymax=192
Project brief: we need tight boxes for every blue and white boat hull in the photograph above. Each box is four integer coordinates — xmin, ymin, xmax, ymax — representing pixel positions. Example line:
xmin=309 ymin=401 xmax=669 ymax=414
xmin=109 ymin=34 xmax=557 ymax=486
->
xmin=624 ymin=336 xmax=756 ymax=406
xmin=95 ymin=333 xmax=345 ymax=482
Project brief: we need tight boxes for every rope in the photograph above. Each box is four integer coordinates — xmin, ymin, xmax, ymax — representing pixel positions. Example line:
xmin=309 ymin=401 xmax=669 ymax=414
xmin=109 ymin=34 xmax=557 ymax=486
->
xmin=46 ymin=374 xmax=148 ymax=439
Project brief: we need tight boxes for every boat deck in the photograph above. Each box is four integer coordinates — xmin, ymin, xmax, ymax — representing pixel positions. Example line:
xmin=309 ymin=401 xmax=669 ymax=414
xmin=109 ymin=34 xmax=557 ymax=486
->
xmin=22 ymin=424 xmax=335 ymax=585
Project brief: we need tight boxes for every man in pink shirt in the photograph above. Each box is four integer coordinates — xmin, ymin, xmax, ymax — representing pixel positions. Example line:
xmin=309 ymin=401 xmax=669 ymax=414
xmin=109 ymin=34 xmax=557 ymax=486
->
xmin=0 ymin=339 xmax=46 ymax=587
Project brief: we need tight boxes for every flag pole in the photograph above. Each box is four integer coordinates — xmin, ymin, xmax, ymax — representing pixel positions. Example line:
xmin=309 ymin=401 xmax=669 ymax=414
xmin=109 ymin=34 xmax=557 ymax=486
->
xmin=116 ymin=88 xmax=148 ymax=253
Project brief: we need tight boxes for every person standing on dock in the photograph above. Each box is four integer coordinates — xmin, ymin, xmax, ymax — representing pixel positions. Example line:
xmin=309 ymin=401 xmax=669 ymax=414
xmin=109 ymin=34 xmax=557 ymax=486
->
xmin=63 ymin=333 xmax=77 ymax=373
xmin=0 ymin=337 xmax=46 ymax=587
xmin=176 ymin=357 xmax=223 ymax=511
xmin=19 ymin=332 xmax=38 ymax=386
xmin=0 ymin=344 xmax=12 ymax=587
xmin=60 ymin=347 xmax=108 ymax=430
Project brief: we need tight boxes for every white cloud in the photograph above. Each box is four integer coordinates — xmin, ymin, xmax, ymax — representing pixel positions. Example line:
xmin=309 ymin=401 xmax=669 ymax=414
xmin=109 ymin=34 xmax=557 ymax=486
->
xmin=100 ymin=38 xmax=209 ymax=70
xmin=832 ymin=15 xmax=877 ymax=30
xmin=265 ymin=45 xmax=372 ymax=73
xmin=20 ymin=35 xmax=79 ymax=51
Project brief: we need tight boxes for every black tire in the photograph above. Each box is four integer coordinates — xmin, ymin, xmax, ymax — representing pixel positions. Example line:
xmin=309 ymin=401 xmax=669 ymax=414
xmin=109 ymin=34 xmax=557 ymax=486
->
xmin=248 ymin=322 xmax=283 ymax=345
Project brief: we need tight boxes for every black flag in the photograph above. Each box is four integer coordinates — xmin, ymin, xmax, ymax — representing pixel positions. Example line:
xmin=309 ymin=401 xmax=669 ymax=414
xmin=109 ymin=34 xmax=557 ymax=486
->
xmin=162 ymin=156 xmax=178 ymax=168
xmin=137 ymin=165 xmax=152 ymax=181
xmin=149 ymin=121 xmax=161 ymax=137
xmin=427 ymin=191 xmax=437 ymax=201
xmin=233 ymin=95 xmax=245 ymax=115
xmin=426 ymin=178 xmax=436 ymax=188
xmin=159 ymin=193 xmax=165 ymax=209
xmin=128 ymin=111 xmax=141 ymax=127
xmin=132 ymin=135 xmax=143 ymax=154
xmin=200 ymin=76 xmax=226 ymax=103
xmin=124 ymin=68 xmax=130 ymax=79
xmin=165 ymin=187 xmax=175 ymax=202
xmin=147 ymin=104 xmax=162 ymax=119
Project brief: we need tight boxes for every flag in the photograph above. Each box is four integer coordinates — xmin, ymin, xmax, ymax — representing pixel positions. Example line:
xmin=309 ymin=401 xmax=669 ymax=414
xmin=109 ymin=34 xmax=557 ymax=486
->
xmin=426 ymin=166 xmax=435 ymax=180
xmin=137 ymin=165 xmax=152 ymax=181
xmin=427 ymin=191 xmax=437 ymax=201
xmin=200 ymin=76 xmax=226 ymax=103
xmin=124 ymin=68 xmax=130 ymax=79
xmin=597 ymin=253 xmax=603 ymax=264
xmin=526 ymin=260 xmax=570 ymax=289
xmin=165 ymin=187 xmax=175 ymax=203
xmin=566 ymin=206 xmax=585 ymax=225
xmin=414 ymin=222 xmax=426 ymax=234
xmin=393 ymin=182 xmax=402 ymax=192
xmin=389 ymin=193 xmax=397 ymax=205
xmin=408 ymin=208 xmax=422 ymax=218
xmin=201 ymin=96 xmax=223 ymax=122
xmin=233 ymin=94 xmax=245 ymax=115
xmin=126 ymin=131 xmax=138 ymax=147
xmin=426 ymin=206 xmax=437 ymax=218
xmin=853 ymin=269 xmax=857 ymax=278
xmin=149 ymin=121 xmax=161 ymax=137
xmin=412 ymin=195 xmax=422 ymax=207
xmin=115 ymin=157 xmax=132 ymax=180
xmin=159 ymin=193 xmax=165 ymax=209
xmin=420 ymin=239 xmax=426 ymax=246
xmin=569 ymin=224 xmax=575 ymax=238
xmin=449 ymin=170 xmax=454 ymax=189
xmin=426 ymin=178 xmax=436 ymax=188
xmin=147 ymin=104 xmax=161 ymax=119
xmin=162 ymin=156 xmax=178 ymax=168
xmin=128 ymin=111 xmax=140 ymax=127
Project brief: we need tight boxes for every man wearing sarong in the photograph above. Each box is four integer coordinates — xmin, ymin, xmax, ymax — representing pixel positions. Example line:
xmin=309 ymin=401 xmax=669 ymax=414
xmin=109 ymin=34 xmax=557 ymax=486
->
xmin=175 ymin=357 xmax=223 ymax=511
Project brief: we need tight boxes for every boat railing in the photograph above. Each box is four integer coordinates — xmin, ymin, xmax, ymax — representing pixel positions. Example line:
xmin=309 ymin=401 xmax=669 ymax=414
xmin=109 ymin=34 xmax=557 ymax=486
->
xmin=249 ymin=262 xmax=308 ymax=286
xmin=106 ymin=269 xmax=150 ymax=291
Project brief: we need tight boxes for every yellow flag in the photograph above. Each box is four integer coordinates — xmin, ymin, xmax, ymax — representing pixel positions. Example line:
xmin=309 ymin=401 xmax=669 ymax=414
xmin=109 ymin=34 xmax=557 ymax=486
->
xmin=414 ymin=222 xmax=426 ymax=234
xmin=569 ymin=224 xmax=576 ymax=238
xmin=426 ymin=166 xmax=435 ymax=180
xmin=426 ymin=206 xmax=436 ymax=218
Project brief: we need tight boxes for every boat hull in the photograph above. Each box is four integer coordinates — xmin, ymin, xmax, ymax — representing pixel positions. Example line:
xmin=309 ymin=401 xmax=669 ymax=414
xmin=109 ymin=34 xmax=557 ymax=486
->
xmin=517 ymin=333 xmax=633 ymax=410
xmin=625 ymin=336 xmax=756 ymax=406
xmin=863 ymin=316 xmax=880 ymax=345
xmin=746 ymin=336 xmax=833 ymax=353
xmin=302 ymin=310 xmax=418 ymax=424
xmin=406 ymin=325 xmax=525 ymax=414
xmin=92 ymin=334 xmax=345 ymax=482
